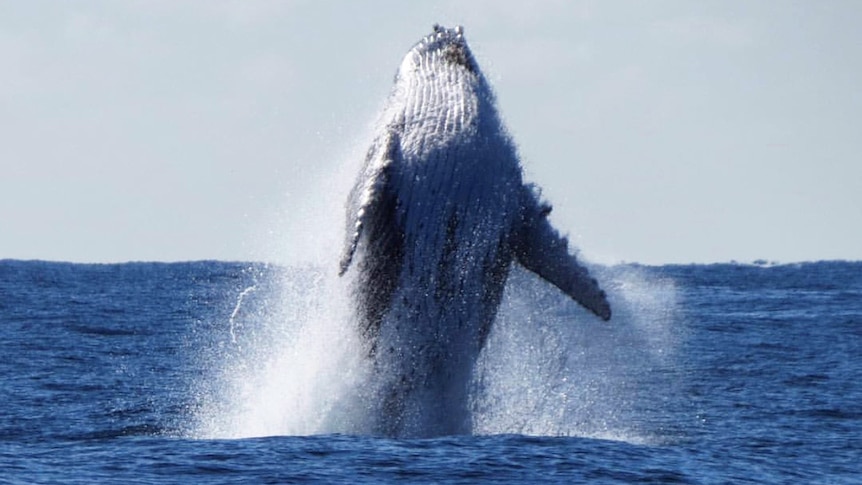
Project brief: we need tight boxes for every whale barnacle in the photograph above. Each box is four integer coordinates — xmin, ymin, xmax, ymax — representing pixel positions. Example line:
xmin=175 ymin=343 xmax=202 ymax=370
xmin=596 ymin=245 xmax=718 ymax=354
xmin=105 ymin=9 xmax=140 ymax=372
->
xmin=442 ymin=43 xmax=472 ymax=72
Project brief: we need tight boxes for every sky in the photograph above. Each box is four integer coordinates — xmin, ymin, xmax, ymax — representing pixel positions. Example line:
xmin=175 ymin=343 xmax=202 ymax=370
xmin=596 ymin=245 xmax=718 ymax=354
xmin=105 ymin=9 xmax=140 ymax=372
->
xmin=2 ymin=1 xmax=860 ymax=265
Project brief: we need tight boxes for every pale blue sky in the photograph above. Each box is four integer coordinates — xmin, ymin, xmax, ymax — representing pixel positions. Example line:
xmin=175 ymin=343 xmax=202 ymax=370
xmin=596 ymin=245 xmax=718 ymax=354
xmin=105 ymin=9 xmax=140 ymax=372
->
xmin=2 ymin=1 xmax=860 ymax=264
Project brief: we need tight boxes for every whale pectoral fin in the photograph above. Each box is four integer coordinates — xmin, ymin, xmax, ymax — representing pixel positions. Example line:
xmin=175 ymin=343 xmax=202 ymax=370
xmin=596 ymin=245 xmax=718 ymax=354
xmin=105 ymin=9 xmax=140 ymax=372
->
xmin=340 ymin=194 xmax=370 ymax=276
xmin=339 ymin=129 xmax=401 ymax=276
xmin=340 ymin=187 xmax=368 ymax=275
xmin=339 ymin=167 xmax=388 ymax=276
xmin=340 ymin=226 xmax=362 ymax=276
xmin=516 ymin=193 xmax=611 ymax=321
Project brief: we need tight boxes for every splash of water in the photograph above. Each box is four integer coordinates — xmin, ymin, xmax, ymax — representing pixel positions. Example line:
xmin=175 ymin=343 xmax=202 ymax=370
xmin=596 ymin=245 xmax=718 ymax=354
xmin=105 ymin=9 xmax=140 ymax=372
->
xmin=472 ymin=265 xmax=680 ymax=443
xmin=190 ymin=266 xmax=371 ymax=438
xmin=228 ymin=285 xmax=257 ymax=344
xmin=189 ymin=256 xmax=680 ymax=442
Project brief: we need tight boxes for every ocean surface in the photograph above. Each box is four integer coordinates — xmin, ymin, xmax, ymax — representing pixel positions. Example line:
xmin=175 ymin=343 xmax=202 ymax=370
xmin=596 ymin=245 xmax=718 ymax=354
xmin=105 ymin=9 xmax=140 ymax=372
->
xmin=1 ymin=259 xmax=860 ymax=483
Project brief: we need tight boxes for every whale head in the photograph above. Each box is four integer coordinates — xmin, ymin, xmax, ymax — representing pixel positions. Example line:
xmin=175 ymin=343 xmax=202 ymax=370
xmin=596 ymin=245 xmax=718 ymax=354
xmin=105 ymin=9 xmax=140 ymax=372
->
xmin=389 ymin=24 xmax=501 ymax=149
xmin=397 ymin=25 xmax=478 ymax=81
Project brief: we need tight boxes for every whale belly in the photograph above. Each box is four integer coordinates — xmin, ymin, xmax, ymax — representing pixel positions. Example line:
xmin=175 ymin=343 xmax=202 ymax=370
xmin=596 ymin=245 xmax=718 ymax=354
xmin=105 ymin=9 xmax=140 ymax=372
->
xmin=365 ymin=135 xmax=521 ymax=435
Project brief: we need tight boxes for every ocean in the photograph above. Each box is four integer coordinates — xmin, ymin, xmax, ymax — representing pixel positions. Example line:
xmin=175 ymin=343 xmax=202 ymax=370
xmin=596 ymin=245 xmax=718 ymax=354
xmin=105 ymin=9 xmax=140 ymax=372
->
xmin=1 ymin=259 xmax=860 ymax=483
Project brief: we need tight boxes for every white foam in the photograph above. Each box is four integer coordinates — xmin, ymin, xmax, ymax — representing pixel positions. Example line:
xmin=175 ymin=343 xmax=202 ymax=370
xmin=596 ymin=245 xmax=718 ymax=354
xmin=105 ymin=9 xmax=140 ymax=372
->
xmin=190 ymin=266 xmax=373 ymax=439
xmin=189 ymin=262 xmax=681 ymax=444
xmin=471 ymin=265 xmax=681 ymax=444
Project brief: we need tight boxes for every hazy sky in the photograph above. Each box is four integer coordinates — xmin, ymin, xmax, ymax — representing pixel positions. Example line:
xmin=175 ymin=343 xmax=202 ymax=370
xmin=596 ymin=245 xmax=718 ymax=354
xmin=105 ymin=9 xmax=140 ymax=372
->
xmin=2 ymin=1 xmax=860 ymax=264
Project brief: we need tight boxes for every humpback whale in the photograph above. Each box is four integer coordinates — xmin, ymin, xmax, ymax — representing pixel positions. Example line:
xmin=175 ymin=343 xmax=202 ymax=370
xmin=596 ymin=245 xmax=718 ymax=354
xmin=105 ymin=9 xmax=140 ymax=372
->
xmin=339 ymin=25 xmax=611 ymax=437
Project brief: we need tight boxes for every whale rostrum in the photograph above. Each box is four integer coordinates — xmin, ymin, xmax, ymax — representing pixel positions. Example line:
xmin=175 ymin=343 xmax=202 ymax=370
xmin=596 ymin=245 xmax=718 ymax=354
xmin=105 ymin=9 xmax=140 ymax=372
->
xmin=339 ymin=25 xmax=611 ymax=437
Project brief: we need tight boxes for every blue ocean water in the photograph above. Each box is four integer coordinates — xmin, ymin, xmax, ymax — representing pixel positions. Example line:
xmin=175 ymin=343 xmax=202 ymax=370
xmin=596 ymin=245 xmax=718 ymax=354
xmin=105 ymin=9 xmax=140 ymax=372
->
xmin=1 ymin=259 xmax=860 ymax=483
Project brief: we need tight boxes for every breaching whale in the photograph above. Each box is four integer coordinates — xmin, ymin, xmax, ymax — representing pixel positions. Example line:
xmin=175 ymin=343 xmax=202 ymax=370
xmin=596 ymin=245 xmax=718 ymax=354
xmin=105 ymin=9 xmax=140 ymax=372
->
xmin=339 ymin=25 xmax=611 ymax=437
